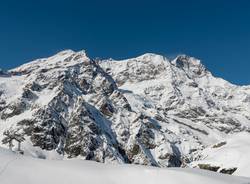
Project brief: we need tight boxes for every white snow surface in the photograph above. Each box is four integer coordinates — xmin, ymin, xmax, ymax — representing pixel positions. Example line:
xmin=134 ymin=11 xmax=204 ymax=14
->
xmin=191 ymin=132 xmax=250 ymax=177
xmin=0 ymin=148 xmax=249 ymax=184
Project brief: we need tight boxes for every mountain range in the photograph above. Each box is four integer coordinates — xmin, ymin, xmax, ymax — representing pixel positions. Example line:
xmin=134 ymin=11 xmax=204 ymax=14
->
xmin=0 ymin=50 xmax=249 ymax=177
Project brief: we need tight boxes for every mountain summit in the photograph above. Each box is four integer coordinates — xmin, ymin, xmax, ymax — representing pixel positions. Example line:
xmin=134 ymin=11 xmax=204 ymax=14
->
xmin=0 ymin=50 xmax=250 ymax=177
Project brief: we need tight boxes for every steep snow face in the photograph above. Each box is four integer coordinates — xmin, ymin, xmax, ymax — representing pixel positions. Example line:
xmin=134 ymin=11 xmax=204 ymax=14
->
xmin=101 ymin=53 xmax=169 ymax=86
xmin=101 ymin=54 xmax=250 ymax=136
xmin=101 ymin=53 xmax=250 ymax=176
xmin=0 ymin=50 xmax=124 ymax=163
xmin=0 ymin=50 xmax=250 ymax=177
xmin=171 ymin=55 xmax=207 ymax=77
xmin=11 ymin=50 xmax=88 ymax=73
xmin=0 ymin=148 xmax=249 ymax=184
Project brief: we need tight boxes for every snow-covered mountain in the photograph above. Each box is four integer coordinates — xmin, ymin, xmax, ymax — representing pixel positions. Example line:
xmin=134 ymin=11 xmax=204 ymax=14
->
xmin=0 ymin=50 xmax=249 ymax=177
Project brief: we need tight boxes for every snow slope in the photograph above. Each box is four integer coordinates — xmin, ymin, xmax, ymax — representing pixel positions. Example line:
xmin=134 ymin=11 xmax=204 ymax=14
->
xmin=0 ymin=148 xmax=249 ymax=184
xmin=191 ymin=132 xmax=250 ymax=177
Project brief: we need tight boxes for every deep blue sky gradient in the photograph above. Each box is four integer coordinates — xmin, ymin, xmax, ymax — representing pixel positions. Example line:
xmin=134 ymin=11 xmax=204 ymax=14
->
xmin=0 ymin=0 xmax=250 ymax=85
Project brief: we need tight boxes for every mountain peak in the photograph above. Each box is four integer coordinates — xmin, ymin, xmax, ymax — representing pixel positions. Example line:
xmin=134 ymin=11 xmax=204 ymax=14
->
xmin=135 ymin=53 xmax=168 ymax=62
xmin=53 ymin=49 xmax=88 ymax=61
xmin=171 ymin=54 xmax=207 ymax=76
xmin=56 ymin=49 xmax=75 ymax=55
xmin=10 ymin=49 xmax=90 ymax=74
xmin=56 ymin=49 xmax=87 ymax=56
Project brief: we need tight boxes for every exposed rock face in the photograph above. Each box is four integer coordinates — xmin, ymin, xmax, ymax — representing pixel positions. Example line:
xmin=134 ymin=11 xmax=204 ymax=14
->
xmin=197 ymin=164 xmax=237 ymax=175
xmin=0 ymin=50 xmax=250 ymax=174
xmin=198 ymin=164 xmax=220 ymax=172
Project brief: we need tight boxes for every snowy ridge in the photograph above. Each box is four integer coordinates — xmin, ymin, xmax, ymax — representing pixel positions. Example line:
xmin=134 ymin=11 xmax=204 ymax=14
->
xmin=0 ymin=50 xmax=250 ymax=178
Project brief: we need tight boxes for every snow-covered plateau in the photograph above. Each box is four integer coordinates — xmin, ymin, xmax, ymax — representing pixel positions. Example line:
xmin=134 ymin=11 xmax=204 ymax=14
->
xmin=0 ymin=50 xmax=249 ymax=182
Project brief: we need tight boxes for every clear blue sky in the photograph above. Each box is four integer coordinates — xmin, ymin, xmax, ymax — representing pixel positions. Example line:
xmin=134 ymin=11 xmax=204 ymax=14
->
xmin=0 ymin=0 xmax=250 ymax=85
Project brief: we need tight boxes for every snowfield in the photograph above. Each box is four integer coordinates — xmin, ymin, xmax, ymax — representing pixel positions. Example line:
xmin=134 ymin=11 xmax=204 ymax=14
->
xmin=190 ymin=132 xmax=250 ymax=177
xmin=0 ymin=148 xmax=249 ymax=184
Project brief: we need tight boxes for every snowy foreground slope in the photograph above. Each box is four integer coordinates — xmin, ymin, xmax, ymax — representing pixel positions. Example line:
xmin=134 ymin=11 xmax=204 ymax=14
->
xmin=190 ymin=132 xmax=250 ymax=177
xmin=0 ymin=148 xmax=249 ymax=184
xmin=0 ymin=50 xmax=250 ymax=178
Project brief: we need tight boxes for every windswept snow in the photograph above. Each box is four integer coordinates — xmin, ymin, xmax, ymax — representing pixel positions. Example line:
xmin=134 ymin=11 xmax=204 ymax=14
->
xmin=0 ymin=75 xmax=25 ymax=103
xmin=0 ymin=148 xmax=249 ymax=184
